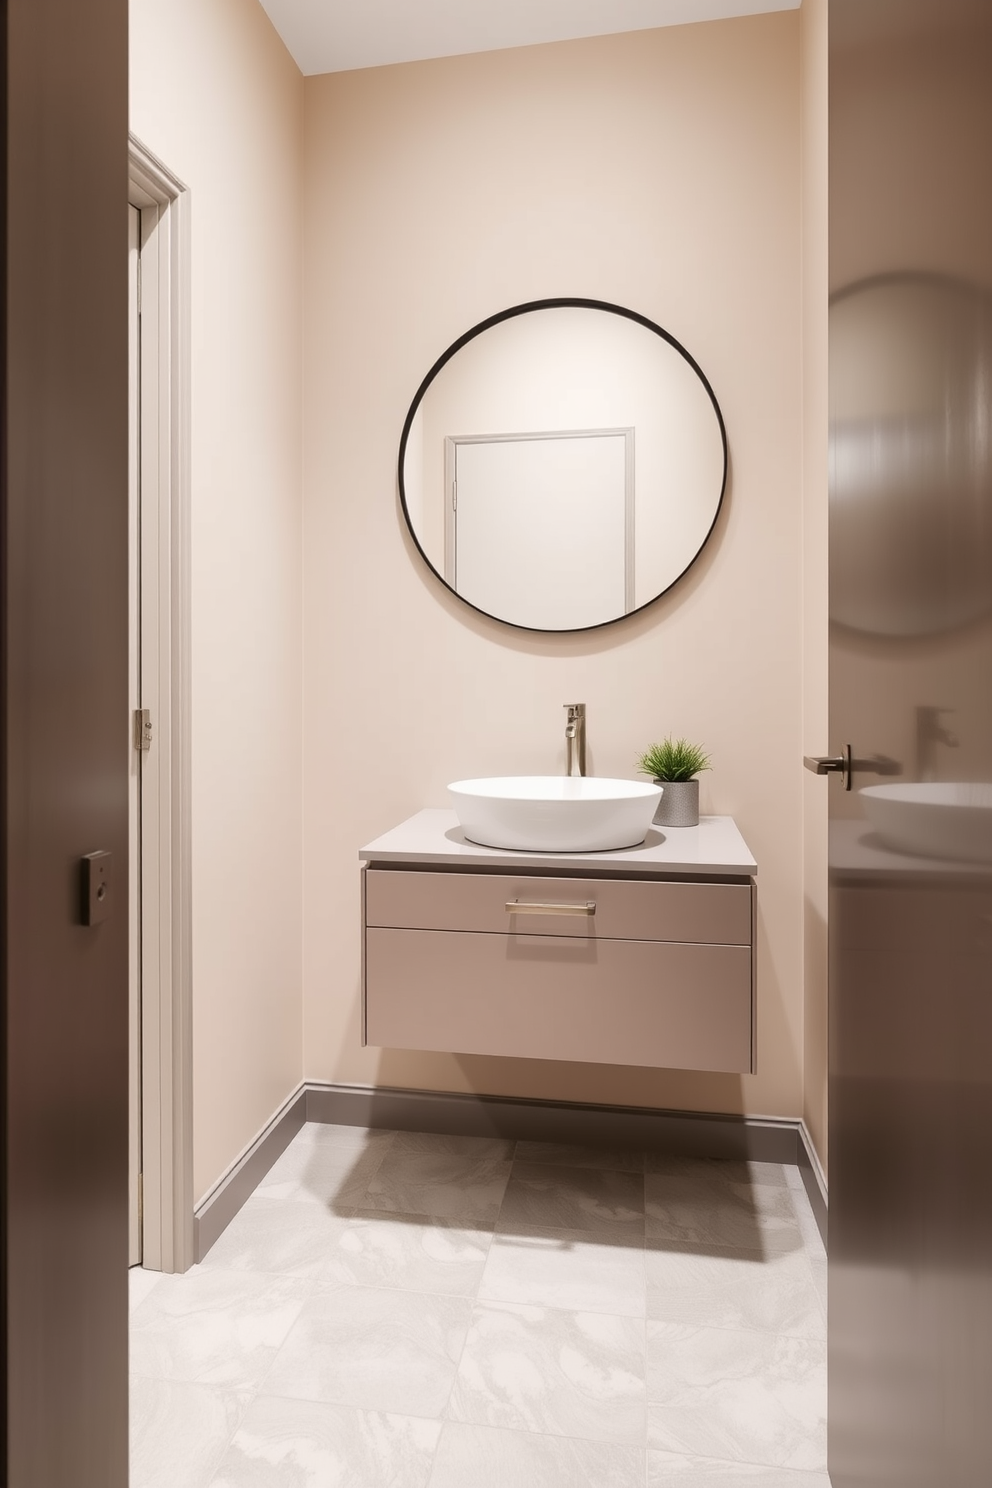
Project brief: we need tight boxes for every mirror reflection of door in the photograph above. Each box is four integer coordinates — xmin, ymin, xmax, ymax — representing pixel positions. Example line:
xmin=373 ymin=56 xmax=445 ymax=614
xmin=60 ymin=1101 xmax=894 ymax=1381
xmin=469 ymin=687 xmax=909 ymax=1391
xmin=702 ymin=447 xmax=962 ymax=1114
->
xmin=445 ymin=429 xmax=633 ymax=630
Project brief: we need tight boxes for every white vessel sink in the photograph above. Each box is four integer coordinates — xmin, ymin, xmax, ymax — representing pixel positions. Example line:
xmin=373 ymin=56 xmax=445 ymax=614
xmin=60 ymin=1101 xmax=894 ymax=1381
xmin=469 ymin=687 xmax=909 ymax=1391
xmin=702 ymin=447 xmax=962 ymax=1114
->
xmin=447 ymin=776 xmax=663 ymax=853
xmin=860 ymin=782 xmax=992 ymax=863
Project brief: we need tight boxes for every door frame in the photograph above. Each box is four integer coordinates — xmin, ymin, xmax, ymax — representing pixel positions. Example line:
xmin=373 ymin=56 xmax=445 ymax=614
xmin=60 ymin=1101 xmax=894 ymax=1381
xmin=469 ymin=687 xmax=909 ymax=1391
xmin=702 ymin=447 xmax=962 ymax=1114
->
xmin=128 ymin=199 xmax=141 ymax=1266
xmin=128 ymin=135 xmax=194 ymax=1273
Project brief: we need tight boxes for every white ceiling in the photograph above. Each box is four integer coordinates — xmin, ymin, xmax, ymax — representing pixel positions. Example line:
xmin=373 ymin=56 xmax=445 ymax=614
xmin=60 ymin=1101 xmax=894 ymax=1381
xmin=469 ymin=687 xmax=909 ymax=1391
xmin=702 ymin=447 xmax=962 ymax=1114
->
xmin=258 ymin=0 xmax=801 ymax=77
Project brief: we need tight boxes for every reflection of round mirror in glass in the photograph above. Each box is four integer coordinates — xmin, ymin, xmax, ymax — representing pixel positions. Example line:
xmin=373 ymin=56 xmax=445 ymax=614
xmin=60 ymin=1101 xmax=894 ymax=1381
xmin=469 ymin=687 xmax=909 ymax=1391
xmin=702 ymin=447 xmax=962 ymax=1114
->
xmin=830 ymin=274 xmax=992 ymax=638
xmin=398 ymin=299 xmax=728 ymax=632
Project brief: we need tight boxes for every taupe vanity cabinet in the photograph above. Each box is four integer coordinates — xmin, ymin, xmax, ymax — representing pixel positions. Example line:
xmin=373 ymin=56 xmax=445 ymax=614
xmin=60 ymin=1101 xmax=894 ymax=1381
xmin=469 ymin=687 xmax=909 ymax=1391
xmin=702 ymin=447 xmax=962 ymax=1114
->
xmin=360 ymin=810 xmax=757 ymax=1073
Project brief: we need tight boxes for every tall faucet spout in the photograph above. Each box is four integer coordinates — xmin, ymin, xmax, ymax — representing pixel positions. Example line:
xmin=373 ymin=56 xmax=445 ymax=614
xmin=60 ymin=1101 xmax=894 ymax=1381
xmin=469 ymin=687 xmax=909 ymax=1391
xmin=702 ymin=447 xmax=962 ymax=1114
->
xmin=564 ymin=703 xmax=587 ymax=777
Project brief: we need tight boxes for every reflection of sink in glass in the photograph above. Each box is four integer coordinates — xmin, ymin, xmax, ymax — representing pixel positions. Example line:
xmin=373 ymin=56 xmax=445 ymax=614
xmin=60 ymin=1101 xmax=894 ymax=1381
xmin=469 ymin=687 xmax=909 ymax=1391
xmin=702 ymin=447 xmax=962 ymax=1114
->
xmin=448 ymin=776 xmax=663 ymax=852
xmin=860 ymin=782 xmax=992 ymax=863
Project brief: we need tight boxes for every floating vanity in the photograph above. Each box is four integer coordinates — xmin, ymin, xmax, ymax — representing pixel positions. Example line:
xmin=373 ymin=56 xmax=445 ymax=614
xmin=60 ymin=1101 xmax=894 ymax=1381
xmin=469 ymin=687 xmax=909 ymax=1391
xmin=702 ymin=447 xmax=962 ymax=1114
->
xmin=360 ymin=810 xmax=757 ymax=1074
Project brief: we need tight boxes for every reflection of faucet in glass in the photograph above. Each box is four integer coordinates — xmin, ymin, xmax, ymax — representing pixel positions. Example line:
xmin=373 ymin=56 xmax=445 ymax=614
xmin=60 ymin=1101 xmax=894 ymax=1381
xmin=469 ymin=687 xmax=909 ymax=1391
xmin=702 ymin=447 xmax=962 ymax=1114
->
xmin=915 ymin=706 xmax=959 ymax=781
xmin=564 ymin=703 xmax=586 ymax=777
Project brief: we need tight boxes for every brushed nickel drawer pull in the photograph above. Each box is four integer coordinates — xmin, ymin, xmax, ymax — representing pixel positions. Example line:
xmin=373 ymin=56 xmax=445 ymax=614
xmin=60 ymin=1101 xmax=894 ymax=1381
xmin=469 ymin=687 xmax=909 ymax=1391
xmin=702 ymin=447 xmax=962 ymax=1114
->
xmin=506 ymin=899 xmax=596 ymax=916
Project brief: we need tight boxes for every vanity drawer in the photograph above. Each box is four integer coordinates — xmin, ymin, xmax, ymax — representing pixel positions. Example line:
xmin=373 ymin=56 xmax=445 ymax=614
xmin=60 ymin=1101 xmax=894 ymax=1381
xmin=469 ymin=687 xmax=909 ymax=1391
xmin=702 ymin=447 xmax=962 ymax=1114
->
xmin=365 ymin=869 xmax=752 ymax=946
xmin=364 ymin=927 xmax=753 ymax=1073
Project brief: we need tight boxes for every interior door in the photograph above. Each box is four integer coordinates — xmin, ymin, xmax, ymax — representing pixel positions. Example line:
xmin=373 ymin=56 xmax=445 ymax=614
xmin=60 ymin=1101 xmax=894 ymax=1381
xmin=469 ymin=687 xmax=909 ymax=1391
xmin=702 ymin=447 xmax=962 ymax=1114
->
xmin=826 ymin=4 xmax=992 ymax=1485
xmin=4 ymin=0 xmax=131 ymax=1478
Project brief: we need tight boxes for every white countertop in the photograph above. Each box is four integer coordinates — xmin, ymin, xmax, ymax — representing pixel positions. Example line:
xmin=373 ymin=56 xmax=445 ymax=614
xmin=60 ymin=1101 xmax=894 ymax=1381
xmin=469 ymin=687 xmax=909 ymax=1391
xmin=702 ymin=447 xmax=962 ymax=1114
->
xmin=360 ymin=809 xmax=757 ymax=877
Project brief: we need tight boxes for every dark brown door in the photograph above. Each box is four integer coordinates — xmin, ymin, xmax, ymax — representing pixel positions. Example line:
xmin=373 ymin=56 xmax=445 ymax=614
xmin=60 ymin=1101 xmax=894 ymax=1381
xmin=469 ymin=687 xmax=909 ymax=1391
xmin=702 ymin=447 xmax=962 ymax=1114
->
xmin=3 ymin=0 xmax=130 ymax=1482
xmin=827 ymin=3 xmax=992 ymax=1484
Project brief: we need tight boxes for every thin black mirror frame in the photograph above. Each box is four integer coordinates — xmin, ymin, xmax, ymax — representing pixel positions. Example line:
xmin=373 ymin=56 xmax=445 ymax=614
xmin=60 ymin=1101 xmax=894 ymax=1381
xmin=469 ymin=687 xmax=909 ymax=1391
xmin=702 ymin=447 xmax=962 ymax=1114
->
xmin=397 ymin=297 xmax=729 ymax=635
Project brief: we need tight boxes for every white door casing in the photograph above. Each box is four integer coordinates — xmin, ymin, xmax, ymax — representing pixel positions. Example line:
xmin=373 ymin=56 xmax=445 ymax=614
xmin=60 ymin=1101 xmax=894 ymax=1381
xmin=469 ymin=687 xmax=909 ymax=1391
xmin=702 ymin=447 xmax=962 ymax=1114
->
xmin=128 ymin=202 xmax=142 ymax=1267
xmin=129 ymin=137 xmax=194 ymax=1273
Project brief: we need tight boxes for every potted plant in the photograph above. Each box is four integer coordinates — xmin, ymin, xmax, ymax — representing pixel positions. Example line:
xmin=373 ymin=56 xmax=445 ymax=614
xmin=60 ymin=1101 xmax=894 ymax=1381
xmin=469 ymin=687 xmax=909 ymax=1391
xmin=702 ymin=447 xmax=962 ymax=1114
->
xmin=636 ymin=736 xmax=711 ymax=827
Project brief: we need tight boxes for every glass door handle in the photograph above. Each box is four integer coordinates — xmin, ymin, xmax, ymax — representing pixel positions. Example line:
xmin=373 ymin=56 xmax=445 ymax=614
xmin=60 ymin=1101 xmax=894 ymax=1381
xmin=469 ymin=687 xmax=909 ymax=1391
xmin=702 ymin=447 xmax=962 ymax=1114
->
xmin=804 ymin=745 xmax=852 ymax=790
xmin=803 ymin=746 xmax=901 ymax=792
xmin=804 ymin=754 xmax=847 ymax=774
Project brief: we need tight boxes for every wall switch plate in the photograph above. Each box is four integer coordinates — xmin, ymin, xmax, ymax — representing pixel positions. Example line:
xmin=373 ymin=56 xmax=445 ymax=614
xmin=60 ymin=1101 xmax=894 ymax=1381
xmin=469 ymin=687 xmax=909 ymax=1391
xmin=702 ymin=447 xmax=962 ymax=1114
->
xmin=81 ymin=850 xmax=112 ymax=926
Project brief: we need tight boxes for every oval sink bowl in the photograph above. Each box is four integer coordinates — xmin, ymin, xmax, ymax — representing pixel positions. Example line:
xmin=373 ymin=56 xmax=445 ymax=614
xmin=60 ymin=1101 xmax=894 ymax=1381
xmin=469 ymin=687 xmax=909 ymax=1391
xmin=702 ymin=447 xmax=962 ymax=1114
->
xmin=448 ymin=776 xmax=663 ymax=852
xmin=860 ymin=782 xmax=992 ymax=863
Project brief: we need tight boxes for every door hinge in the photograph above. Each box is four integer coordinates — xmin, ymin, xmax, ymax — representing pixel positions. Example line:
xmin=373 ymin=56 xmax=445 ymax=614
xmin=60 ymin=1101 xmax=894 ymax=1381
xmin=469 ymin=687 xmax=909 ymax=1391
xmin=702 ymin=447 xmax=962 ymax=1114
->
xmin=138 ymin=1171 xmax=144 ymax=1227
xmin=452 ymin=480 xmax=457 ymax=511
xmin=133 ymin=708 xmax=153 ymax=752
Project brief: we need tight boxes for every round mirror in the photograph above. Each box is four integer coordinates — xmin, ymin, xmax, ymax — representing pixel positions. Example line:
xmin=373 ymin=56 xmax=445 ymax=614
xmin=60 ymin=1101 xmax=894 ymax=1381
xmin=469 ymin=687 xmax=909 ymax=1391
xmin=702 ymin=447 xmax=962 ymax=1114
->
xmin=830 ymin=273 xmax=992 ymax=638
xmin=398 ymin=299 xmax=727 ymax=632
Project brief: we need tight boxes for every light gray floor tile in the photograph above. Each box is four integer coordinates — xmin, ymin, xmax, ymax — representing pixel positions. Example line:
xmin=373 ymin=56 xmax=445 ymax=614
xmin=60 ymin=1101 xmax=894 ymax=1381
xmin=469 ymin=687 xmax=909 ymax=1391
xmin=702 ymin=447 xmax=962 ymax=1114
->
xmin=130 ymin=1375 xmax=252 ymax=1488
xmin=498 ymin=1162 xmax=644 ymax=1237
xmin=480 ymin=1224 xmax=646 ymax=1316
xmin=360 ymin=1143 xmax=513 ymax=1222
xmin=130 ymin=1268 xmax=311 ymax=1389
xmin=253 ymin=1129 xmax=392 ymax=1208
xmin=296 ymin=1121 xmax=397 ymax=1154
xmin=644 ymin=1158 xmax=791 ymax=1189
xmin=644 ymin=1171 xmax=802 ymax=1255
xmin=197 ymin=1197 xmax=358 ymax=1278
xmin=430 ymin=1421 xmax=646 ymax=1487
xmin=129 ymin=1265 xmax=162 ymax=1310
xmin=783 ymin=1164 xmax=808 ymax=1194
xmin=264 ymin=1283 xmax=473 ymax=1417
xmin=646 ymin=1246 xmax=824 ymax=1339
xmin=788 ymin=1190 xmax=826 ymax=1262
xmin=207 ymin=1395 xmax=440 ymax=1488
xmin=647 ymin=1451 xmax=831 ymax=1486
xmin=448 ymin=1299 xmax=646 ymax=1444
xmin=315 ymin=1209 xmax=492 ymax=1296
xmin=514 ymin=1140 xmax=645 ymax=1171
xmin=646 ymin=1321 xmax=826 ymax=1471
xmin=131 ymin=1128 xmax=831 ymax=1488
xmin=391 ymin=1130 xmax=516 ymax=1162
xmin=809 ymin=1258 xmax=827 ymax=1316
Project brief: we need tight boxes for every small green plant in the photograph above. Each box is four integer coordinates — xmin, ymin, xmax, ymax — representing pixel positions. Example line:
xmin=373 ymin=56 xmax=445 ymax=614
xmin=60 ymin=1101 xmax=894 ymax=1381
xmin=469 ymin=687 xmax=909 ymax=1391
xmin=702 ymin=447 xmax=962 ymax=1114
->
xmin=636 ymin=736 xmax=711 ymax=782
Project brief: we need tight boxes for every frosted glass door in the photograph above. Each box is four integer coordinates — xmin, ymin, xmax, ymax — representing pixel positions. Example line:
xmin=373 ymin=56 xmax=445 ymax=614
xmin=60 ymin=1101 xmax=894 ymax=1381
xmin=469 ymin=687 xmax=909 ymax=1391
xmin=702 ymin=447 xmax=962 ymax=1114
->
xmin=453 ymin=432 xmax=630 ymax=630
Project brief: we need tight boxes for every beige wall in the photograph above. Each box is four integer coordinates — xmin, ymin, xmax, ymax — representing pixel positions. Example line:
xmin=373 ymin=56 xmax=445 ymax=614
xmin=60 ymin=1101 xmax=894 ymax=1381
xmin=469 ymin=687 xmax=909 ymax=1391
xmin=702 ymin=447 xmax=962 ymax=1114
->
xmin=130 ymin=0 xmax=305 ymax=1201
xmin=800 ymin=0 xmax=830 ymax=1172
xmin=303 ymin=15 xmax=808 ymax=1121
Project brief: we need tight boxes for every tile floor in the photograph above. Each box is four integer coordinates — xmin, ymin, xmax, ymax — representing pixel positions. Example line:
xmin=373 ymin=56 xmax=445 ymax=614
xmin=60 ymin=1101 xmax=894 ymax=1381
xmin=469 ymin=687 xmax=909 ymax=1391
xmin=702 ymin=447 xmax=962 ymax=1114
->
xmin=130 ymin=1122 xmax=829 ymax=1488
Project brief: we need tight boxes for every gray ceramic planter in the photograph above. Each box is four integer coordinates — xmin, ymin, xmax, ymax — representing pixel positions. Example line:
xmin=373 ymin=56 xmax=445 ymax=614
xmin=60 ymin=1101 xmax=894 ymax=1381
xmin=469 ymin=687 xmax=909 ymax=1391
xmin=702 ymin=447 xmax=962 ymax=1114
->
xmin=653 ymin=778 xmax=700 ymax=827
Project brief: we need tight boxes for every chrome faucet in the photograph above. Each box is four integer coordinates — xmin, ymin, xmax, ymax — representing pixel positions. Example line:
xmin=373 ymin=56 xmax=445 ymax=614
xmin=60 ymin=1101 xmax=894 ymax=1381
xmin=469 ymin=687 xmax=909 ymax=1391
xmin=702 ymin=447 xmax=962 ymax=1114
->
xmin=915 ymin=705 xmax=959 ymax=781
xmin=564 ymin=703 xmax=586 ymax=777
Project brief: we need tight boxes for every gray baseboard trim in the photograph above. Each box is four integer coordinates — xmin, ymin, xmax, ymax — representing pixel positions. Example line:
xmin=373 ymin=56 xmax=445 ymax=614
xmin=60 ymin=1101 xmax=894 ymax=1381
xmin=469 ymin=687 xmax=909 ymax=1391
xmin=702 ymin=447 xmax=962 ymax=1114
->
xmin=306 ymin=1080 xmax=805 ymax=1163
xmin=193 ymin=1086 xmax=307 ymax=1263
xmin=194 ymin=1079 xmax=829 ymax=1263
xmin=797 ymin=1121 xmax=829 ymax=1251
